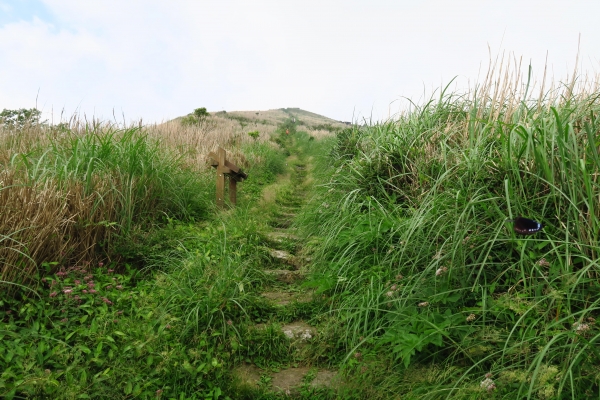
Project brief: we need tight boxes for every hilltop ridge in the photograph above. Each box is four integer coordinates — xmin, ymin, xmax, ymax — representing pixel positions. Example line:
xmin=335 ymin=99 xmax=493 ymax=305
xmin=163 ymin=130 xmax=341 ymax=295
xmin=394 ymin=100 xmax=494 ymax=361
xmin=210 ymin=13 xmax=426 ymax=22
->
xmin=214 ymin=107 xmax=350 ymax=129
xmin=171 ymin=107 xmax=350 ymax=131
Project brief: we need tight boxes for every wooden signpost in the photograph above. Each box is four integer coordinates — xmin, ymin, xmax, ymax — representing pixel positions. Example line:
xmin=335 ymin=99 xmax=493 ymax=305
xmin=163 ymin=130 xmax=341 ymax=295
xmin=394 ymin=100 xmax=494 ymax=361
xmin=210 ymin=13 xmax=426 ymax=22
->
xmin=208 ymin=147 xmax=248 ymax=209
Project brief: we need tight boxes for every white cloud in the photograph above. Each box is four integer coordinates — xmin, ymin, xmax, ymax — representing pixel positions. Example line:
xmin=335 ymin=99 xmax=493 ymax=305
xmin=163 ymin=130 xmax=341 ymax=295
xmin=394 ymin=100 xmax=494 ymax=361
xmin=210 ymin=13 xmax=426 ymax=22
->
xmin=0 ymin=0 xmax=598 ymax=123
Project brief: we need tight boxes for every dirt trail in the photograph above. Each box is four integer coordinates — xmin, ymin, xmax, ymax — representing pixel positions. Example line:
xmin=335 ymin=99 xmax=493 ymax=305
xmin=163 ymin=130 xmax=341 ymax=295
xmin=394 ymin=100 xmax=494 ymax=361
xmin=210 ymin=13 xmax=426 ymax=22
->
xmin=232 ymin=145 xmax=343 ymax=397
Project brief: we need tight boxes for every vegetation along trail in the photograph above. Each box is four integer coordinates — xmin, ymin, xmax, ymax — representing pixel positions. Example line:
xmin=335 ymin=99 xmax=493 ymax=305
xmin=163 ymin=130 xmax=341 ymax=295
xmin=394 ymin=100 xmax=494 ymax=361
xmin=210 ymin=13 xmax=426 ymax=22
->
xmin=4 ymin=60 xmax=600 ymax=399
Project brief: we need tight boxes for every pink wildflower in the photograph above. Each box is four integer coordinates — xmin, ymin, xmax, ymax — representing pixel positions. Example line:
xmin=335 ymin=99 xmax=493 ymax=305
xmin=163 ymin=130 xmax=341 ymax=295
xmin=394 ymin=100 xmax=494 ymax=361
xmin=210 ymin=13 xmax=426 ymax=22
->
xmin=573 ymin=322 xmax=591 ymax=335
xmin=98 ymin=262 xmax=104 ymax=267
xmin=480 ymin=377 xmax=496 ymax=392
xmin=116 ymin=285 xmax=123 ymax=290
xmin=49 ymin=292 xmax=58 ymax=297
xmin=538 ymin=258 xmax=550 ymax=267
xmin=63 ymin=289 xmax=73 ymax=295
xmin=82 ymin=289 xmax=88 ymax=294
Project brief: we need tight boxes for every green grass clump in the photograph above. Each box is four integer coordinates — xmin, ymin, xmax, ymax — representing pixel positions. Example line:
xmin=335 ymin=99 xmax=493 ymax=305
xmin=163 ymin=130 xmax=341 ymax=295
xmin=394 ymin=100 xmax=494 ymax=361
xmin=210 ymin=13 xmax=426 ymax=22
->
xmin=298 ymin=76 xmax=600 ymax=397
xmin=1 ymin=124 xmax=213 ymax=289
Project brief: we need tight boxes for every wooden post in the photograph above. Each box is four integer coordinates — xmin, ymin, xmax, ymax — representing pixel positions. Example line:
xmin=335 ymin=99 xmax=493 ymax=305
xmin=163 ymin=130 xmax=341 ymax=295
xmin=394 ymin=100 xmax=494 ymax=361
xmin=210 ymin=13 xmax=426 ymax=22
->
xmin=229 ymin=178 xmax=237 ymax=206
xmin=208 ymin=147 xmax=247 ymax=210
xmin=216 ymin=147 xmax=226 ymax=209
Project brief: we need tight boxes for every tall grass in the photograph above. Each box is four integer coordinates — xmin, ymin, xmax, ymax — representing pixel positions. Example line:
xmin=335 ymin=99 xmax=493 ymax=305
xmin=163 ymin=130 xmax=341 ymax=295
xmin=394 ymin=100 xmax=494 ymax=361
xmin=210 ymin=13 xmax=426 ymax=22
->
xmin=0 ymin=122 xmax=213 ymax=290
xmin=299 ymin=60 xmax=600 ymax=398
xmin=0 ymin=115 xmax=300 ymax=398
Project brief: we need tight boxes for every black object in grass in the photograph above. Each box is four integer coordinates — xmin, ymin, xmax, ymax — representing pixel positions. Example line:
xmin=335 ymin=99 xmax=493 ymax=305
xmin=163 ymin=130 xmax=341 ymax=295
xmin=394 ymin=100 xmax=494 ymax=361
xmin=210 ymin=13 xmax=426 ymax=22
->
xmin=508 ymin=217 xmax=543 ymax=235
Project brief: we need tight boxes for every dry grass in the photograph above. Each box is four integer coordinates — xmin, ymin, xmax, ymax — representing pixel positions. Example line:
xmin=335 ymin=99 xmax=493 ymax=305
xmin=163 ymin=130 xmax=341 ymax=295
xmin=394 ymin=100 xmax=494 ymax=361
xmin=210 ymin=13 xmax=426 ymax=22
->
xmin=467 ymin=51 xmax=600 ymax=126
xmin=146 ymin=116 xmax=274 ymax=170
xmin=0 ymin=106 xmax=350 ymax=290
xmin=148 ymin=107 xmax=343 ymax=169
xmin=0 ymin=168 xmax=117 ymax=288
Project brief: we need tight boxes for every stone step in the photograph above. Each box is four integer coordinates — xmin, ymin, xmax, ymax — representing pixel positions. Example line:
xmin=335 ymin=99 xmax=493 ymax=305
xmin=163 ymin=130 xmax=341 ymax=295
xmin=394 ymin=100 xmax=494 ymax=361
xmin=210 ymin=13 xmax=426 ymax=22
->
xmin=233 ymin=364 xmax=342 ymax=395
xmin=267 ymin=249 xmax=305 ymax=270
xmin=265 ymin=231 xmax=300 ymax=242
xmin=280 ymin=321 xmax=317 ymax=342
xmin=276 ymin=212 xmax=296 ymax=219
xmin=264 ymin=269 xmax=303 ymax=284
xmin=261 ymin=290 xmax=314 ymax=306
xmin=269 ymin=219 xmax=293 ymax=229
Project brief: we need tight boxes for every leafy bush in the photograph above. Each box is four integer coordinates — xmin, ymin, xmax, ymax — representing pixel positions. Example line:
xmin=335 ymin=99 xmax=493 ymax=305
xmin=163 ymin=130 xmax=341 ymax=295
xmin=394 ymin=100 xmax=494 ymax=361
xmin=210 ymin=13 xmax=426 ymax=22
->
xmin=181 ymin=107 xmax=211 ymax=126
xmin=0 ymin=108 xmax=43 ymax=129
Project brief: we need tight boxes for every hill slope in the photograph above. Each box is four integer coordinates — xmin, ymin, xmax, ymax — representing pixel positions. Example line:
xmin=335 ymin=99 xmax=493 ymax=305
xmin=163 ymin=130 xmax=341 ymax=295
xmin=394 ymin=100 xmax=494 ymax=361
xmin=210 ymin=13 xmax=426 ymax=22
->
xmin=213 ymin=107 xmax=349 ymax=131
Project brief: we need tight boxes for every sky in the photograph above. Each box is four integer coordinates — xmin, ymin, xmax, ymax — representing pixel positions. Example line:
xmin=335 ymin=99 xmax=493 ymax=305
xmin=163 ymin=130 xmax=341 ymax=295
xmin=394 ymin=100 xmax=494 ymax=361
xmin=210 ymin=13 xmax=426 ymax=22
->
xmin=0 ymin=0 xmax=598 ymax=124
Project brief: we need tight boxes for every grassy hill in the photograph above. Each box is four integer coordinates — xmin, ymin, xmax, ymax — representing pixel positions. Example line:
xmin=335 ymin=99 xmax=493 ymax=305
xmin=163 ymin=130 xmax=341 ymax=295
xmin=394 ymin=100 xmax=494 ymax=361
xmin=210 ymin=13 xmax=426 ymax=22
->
xmin=213 ymin=107 xmax=350 ymax=132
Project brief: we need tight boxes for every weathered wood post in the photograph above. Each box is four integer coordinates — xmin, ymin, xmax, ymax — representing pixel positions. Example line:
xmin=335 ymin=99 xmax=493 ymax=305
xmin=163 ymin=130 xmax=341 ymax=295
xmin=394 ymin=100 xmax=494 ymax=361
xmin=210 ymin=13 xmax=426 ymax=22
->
xmin=208 ymin=147 xmax=247 ymax=209
xmin=229 ymin=178 xmax=237 ymax=205
xmin=216 ymin=147 xmax=226 ymax=208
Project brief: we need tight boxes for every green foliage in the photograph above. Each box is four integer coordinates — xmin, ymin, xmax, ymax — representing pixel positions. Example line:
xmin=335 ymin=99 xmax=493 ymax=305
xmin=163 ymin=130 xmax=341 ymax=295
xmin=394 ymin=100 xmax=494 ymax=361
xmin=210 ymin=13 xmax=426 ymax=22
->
xmin=240 ymin=141 xmax=287 ymax=200
xmin=247 ymin=130 xmax=260 ymax=140
xmin=0 ymin=108 xmax=43 ymax=129
xmin=0 ymin=261 xmax=231 ymax=399
xmin=311 ymin=123 xmax=342 ymax=133
xmin=296 ymin=88 xmax=600 ymax=397
xmin=0 ymin=208 xmax=278 ymax=399
xmin=277 ymin=118 xmax=298 ymax=136
xmin=194 ymin=107 xmax=209 ymax=119
xmin=0 ymin=126 xmax=301 ymax=398
xmin=181 ymin=107 xmax=211 ymax=126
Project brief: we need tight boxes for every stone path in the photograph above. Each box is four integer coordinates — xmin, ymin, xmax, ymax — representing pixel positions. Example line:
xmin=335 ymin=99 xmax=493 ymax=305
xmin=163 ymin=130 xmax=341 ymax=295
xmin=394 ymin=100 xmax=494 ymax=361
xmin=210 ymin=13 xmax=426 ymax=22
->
xmin=232 ymin=158 xmax=343 ymax=396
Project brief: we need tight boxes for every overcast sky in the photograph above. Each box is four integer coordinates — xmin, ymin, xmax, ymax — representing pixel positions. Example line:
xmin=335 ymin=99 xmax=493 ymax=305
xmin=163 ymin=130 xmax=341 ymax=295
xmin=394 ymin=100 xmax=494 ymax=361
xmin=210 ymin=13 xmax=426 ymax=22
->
xmin=0 ymin=0 xmax=598 ymax=124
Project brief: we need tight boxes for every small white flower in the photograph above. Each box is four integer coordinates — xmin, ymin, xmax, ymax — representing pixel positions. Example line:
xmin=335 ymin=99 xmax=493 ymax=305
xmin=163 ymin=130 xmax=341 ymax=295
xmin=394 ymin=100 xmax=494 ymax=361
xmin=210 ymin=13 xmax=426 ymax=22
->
xmin=573 ymin=322 xmax=590 ymax=335
xmin=480 ymin=377 xmax=496 ymax=392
